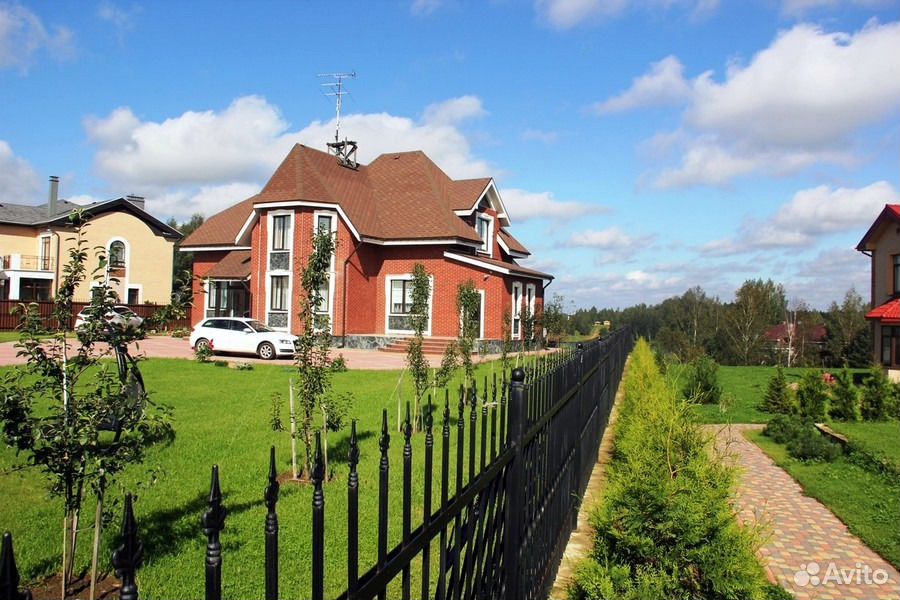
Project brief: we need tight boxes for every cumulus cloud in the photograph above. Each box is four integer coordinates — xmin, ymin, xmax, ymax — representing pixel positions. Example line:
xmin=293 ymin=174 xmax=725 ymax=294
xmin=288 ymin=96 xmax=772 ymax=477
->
xmin=567 ymin=226 xmax=635 ymax=248
xmin=780 ymin=0 xmax=893 ymax=17
xmin=0 ymin=140 xmax=40 ymax=202
xmin=698 ymin=181 xmax=897 ymax=255
xmin=82 ymin=94 xmax=500 ymax=220
xmin=593 ymin=56 xmax=692 ymax=114
xmin=0 ymin=3 xmax=74 ymax=71
xmin=596 ymin=21 xmax=900 ymax=188
xmin=502 ymin=188 xmax=608 ymax=222
xmin=535 ymin=0 xmax=717 ymax=29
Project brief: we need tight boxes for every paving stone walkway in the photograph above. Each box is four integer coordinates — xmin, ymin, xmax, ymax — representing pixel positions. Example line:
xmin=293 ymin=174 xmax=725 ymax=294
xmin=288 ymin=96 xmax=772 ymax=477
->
xmin=713 ymin=424 xmax=900 ymax=600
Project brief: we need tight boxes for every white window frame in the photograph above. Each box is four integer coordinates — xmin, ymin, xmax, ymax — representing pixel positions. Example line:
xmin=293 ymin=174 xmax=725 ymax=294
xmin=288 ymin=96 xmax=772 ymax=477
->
xmin=265 ymin=210 xmax=294 ymax=331
xmin=511 ymin=282 xmax=522 ymax=340
xmin=271 ymin=213 xmax=291 ymax=251
xmin=38 ymin=234 xmax=52 ymax=270
xmin=385 ymin=274 xmax=434 ymax=336
xmin=313 ymin=210 xmax=338 ymax=332
xmin=476 ymin=214 xmax=494 ymax=257
xmin=525 ymin=283 xmax=536 ymax=315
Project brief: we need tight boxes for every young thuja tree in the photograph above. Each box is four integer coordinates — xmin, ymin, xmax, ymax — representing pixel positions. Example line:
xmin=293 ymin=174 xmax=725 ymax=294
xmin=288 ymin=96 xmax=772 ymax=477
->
xmin=405 ymin=263 xmax=431 ymax=431
xmin=500 ymin=310 xmax=514 ymax=382
xmin=520 ymin=301 xmax=535 ymax=352
xmin=456 ymin=280 xmax=481 ymax=392
xmin=761 ymin=366 xmax=794 ymax=414
xmin=0 ymin=214 xmax=174 ymax=598
xmin=293 ymin=228 xmax=350 ymax=478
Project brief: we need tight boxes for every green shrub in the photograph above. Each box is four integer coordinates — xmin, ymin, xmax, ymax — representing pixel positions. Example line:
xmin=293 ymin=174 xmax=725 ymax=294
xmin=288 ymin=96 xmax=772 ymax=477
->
xmin=763 ymin=414 xmax=805 ymax=444
xmin=570 ymin=340 xmax=772 ymax=600
xmin=760 ymin=367 xmax=794 ymax=414
xmin=786 ymin=426 xmax=842 ymax=462
xmin=796 ymin=370 xmax=828 ymax=422
xmin=329 ymin=353 xmax=348 ymax=373
xmin=828 ymin=369 xmax=859 ymax=421
xmin=860 ymin=367 xmax=894 ymax=421
xmin=683 ymin=354 xmax=723 ymax=405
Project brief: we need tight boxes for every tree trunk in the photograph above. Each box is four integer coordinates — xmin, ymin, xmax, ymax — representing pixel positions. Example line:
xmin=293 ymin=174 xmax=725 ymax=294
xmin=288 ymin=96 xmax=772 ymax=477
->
xmin=89 ymin=482 xmax=105 ymax=600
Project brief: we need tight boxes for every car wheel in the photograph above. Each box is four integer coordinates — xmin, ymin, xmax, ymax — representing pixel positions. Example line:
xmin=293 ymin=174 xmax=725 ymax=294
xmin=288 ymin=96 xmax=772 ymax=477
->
xmin=257 ymin=342 xmax=276 ymax=360
xmin=195 ymin=338 xmax=211 ymax=353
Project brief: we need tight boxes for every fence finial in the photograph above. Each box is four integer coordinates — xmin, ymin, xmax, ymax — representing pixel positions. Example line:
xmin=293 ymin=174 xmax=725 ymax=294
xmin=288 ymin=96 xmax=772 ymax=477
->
xmin=111 ymin=494 xmax=143 ymax=600
xmin=265 ymin=447 xmax=280 ymax=600
xmin=511 ymin=367 xmax=526 ymax=383
xmin=202 ymin=465 xmax=226 ymax=600
xmin=312 ymin=431 xmax=325 ymax=600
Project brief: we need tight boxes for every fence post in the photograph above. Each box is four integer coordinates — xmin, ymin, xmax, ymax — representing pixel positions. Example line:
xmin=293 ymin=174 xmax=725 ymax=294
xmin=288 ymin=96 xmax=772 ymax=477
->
xmin=502 ymin=367 xmax=527 ymax=599
xmin=264 ymin=447 xmax=279 ymax=600
xmin=1 ymin=532 xmax=30 ymax=600
xmin=347 ymin=421 xmax=360 ymax=599
xmin=201 ymin=465 xmax=226 ymax=600
xmin=312 ymin=432 xmax=325 ymax=600
xmin=111 ymin=494 xmax=143 ymax=600
xmin=572 ymin=342 xmax=585 ymax=530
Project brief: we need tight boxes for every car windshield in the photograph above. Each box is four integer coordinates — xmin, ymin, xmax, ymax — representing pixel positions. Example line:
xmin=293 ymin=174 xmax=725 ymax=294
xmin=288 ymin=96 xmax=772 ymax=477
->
xmin=246 ymin=320 xmax=274 ymax=332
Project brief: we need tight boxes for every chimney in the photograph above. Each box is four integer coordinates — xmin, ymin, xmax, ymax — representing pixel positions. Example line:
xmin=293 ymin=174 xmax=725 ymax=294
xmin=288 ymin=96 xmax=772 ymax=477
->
xmin=48 ymin=176 xmax=59 ymax=217
xmin=125 ymin=194 xmax=145 ymax=211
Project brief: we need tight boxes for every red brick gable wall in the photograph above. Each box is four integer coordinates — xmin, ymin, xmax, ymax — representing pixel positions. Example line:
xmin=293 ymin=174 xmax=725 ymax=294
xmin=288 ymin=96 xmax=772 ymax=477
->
xmin=189 ymin=250 xmax=229 ymax=325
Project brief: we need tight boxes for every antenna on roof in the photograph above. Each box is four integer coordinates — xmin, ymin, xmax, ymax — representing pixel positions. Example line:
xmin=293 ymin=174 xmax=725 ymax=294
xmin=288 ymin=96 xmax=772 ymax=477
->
xmin=318 ymin=71 xmax=358 ymax=169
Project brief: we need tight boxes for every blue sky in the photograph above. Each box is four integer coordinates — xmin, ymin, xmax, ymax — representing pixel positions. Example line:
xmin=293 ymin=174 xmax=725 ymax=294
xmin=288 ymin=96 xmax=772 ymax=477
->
xmin=2 ymin=0 xmax=898 ymax=309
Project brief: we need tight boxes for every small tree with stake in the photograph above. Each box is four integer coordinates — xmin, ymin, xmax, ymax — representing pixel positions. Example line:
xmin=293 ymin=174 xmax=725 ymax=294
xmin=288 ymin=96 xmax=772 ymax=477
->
xmin=456 ymin=280 xmax=481 ymax=392
xmin=292 ymin=228 xmax=350 ymax=478
xmin=0 ymin=213 xmax=176 ymax=599
xmin=405 ymin=263 xmax=431 ymax=431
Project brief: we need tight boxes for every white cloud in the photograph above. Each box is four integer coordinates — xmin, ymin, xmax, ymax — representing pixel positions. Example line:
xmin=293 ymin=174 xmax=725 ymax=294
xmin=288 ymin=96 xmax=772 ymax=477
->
xmin=411 ymin=0 xmax=442 ymax=15
xmin=687 ymin=22 xmax=900 ymax=149
xmin=698 ymin=181 xmax=897 ymax=255
xmin=535 ymin=0 xmax=717 ymax=29
xmin=82 ymin=95 xmax=496 ymax=219
xmin=623 ymin=20 xmax=900 ymax=188
xmin=147 ymin=182 xmax=262 ymax=222
xmin=98 ymin=0 xmax=136 ymax=38
xmin=0 ymin=3 xmax=74 ymax=71
xmin=781 ymin=0 xmax=893 ymax=17
xmin=502 ymin=188 xmax=608 ymax=222
xmin=422 ymin=96 xmax=487 ymax=126
xmin=568 ymin=226 xmax=634 ymax=248
xmin=521 ymin=129 xmax=559 ymax=144
xmin=0 ymin=140 xmax=40 ymax=202
xmin=593 ymin=56 xmax=692 ymax=114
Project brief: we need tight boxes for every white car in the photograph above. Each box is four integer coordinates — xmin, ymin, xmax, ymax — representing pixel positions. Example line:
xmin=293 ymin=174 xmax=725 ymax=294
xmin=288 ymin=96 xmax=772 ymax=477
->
xmin=189 ymin=317 xmax=298 ymax=360
xmin=74 ymin=305 xmax=144 ymax=332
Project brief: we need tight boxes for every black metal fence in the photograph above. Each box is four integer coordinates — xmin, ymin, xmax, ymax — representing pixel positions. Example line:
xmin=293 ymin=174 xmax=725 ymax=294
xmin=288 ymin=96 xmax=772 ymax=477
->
xmin=0 ymin=329 xmax=633 ymax=600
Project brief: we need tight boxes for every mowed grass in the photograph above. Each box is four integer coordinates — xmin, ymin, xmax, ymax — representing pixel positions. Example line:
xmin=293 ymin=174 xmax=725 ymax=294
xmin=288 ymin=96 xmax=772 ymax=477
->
xmin=827 ymin=421 xmax=900 ymax=473
xmin=748 ymin=430 xmax=900 ymax=569
xmin=0 ymin=356 xmax=515 ymax=599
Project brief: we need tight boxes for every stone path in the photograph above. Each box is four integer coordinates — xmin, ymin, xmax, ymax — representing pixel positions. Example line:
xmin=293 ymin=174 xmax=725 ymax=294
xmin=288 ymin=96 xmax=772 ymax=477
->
xmin=714 ymin=424 xmax=900 ymax=600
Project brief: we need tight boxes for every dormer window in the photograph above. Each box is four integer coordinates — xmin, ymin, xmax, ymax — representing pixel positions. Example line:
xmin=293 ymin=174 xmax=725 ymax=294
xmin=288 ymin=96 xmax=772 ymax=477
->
xmin=476 ymin=214 xmax=493 ymax=256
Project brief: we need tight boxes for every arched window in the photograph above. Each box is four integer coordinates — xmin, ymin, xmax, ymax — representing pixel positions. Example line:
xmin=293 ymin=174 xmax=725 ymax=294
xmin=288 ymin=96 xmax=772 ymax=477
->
xmin=109 ymin=240 xmax=126 ymax=268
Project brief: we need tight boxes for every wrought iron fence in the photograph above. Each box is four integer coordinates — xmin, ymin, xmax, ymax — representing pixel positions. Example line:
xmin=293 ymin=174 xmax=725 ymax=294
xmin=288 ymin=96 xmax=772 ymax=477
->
xmin=0 ymin=328 xmax=633 ymax=600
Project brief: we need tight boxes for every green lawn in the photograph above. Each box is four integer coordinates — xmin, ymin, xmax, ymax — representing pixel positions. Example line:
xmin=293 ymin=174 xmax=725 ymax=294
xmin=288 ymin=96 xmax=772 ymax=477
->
xmin=0 ymin=357 xmax=513 ymax=599
xmin=827 ymin=421 xmax=900 ymax=473
xmin=748 ymin=430 xmax=900 ymax=569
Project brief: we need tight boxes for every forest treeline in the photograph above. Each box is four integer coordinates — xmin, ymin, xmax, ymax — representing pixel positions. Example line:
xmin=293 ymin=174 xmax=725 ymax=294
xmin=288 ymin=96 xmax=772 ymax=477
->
xmin=558 ymin=279 xmax=871 ymax=368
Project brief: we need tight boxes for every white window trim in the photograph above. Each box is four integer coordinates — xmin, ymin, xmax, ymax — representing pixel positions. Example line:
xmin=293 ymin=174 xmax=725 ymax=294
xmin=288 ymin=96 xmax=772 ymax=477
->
xmin=105 ymin=236 xmax=130 ymax=294
xmin=511 ymin=282 xmax=522 ymax=340
xmin=265 ymin=210 xmax=294 ymax=331
xmin=476 ymin=214 xmax=494 ymax=257
xmin=384 ymin=274 xmax=434 ymax=336
xmin=525 ymin=283 xmax=536 ymax=315
xmin=313 ymin=210 xmax=338 ymax=333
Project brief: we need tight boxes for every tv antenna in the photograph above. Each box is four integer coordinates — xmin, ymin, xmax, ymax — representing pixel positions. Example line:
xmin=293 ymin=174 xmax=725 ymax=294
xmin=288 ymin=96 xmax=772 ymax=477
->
xmin=318 ymin=71 xmax=358 ymax=168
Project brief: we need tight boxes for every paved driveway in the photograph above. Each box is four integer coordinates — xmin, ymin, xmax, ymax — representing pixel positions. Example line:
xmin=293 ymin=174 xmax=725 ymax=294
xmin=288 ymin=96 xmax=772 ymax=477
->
xmin=0 ymin=335 xmax=459 ymax=370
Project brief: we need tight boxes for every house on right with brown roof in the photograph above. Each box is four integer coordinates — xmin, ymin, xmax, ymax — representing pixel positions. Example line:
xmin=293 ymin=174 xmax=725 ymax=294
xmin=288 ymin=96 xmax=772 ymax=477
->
xmin=856 ymin=203 xmax=900 ymax=381
xmin=181 ymin=144 xmax=552 ymax=352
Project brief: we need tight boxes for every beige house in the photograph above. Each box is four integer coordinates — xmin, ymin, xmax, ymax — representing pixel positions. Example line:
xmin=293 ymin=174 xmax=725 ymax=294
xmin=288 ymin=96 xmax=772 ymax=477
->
xmin=856 ymin=203 xmax=899 ymax=381
xmin=1 ymin=177 xmax=181 ymax=304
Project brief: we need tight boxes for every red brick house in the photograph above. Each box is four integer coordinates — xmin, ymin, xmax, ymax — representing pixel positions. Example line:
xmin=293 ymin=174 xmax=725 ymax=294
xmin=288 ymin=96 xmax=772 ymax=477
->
xmin=181 ymin=144 xmax=552 ymax=348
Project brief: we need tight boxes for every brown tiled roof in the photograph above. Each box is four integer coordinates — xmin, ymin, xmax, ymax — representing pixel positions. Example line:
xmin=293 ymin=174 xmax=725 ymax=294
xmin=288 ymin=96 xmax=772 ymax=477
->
xmin=498 ymin=228 xmax=530 ymax=255
xmin=182 ymin=196 xmax=257 ymax=247
xmin=449 ymin=178 xmax=491 ymax=211
xmin=206 ymin=250 xmax=251 ymax=279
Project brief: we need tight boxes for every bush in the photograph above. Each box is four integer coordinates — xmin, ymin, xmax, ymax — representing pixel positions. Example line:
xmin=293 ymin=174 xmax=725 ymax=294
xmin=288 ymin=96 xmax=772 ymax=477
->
xmin=860 ymin=367 xmax=894 ymax=421
xmin=682 ymin=354 xmax=723 ymax=405
xmin=828 ymin=369 xmax=858 ymax=421
xmin=571 ymin=340 xmax=771 ymax=600
xmin=329 ymin=353 xmax=348 ymax=373
xmin=786 ymin=426 xmax=842 ymax=462
xmin=796 ymin=370 xmax=828 ymax=422
xmin=760 ymin=367 xmax=794 ymax=414
xmin=763 ymin=414 xmax=805 ymax=444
